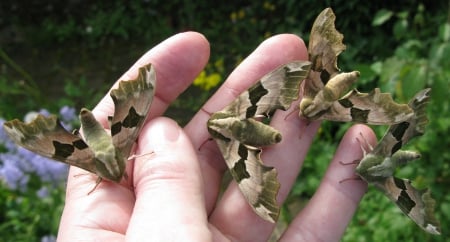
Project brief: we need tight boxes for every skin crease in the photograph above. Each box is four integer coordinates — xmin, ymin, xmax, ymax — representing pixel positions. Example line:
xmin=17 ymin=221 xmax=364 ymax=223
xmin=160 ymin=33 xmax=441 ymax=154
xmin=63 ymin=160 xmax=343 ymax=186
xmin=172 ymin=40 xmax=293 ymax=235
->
xmin=57 ymin=32 xmax=376 ymax=242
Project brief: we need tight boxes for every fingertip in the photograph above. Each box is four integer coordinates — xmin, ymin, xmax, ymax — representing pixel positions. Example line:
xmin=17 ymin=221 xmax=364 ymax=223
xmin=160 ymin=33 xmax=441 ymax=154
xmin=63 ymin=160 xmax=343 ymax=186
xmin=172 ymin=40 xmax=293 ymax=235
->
xmin=264 ymin=33 xmax=308 ymax=61
xmin=281 ymin=124 xmax=377 ymax=241
xmin=127 ymin=117 xmax=209 ymax=240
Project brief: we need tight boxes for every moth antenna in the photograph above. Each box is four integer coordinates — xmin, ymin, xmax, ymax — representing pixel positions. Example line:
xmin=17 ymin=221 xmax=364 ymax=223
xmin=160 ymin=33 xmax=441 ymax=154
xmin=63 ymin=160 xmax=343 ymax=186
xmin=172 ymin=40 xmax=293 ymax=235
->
xmin=284 ymin=106 xmax=299 ymax=121
xmin=356 ymin=132 xmax=373 ymax=155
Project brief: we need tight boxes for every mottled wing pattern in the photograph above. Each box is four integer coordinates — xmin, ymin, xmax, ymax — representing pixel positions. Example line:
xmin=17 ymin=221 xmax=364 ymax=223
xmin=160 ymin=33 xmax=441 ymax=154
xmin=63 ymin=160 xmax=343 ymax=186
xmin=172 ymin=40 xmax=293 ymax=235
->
xmin=375 ymin=177 xmax=440 ymax=234
xmin=223 ymin=61 xmax=311 ymax=119
xmin=372 ymin=88 xmax=430 ymax=156
xmin=3 ymin=115 xmax=97 ymax=173
xmin=319 ymin=88 xmax=414 ymax=124
xmin=216 ymin=138 xmax=280 ymax=222
xmin=110 ymin=64 xmax=156 ymax=158
xmin=305 ymin=7 xmax=345 ymax=98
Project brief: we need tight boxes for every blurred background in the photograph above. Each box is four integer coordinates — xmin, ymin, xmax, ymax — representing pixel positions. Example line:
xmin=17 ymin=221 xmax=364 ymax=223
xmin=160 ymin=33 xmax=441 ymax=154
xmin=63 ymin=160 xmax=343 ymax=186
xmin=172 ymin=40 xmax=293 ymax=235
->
xmin=0 ymin=1 xmax=449 ymax=241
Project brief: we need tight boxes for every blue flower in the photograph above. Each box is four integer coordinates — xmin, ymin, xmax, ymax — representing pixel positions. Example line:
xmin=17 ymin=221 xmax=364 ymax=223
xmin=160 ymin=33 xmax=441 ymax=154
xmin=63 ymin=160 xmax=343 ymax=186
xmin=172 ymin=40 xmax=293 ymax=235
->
xmin=41 ymin=234 xmax=56 ymax=242
xmin=59 ymin=106 xmax=77 ymax=123
xmin=0 ymin=153 xmax=29 ymax=191
xmin=36 ymin=186 xmax=50 ymax=198
xmin=38 ymin=109 xmax=51 ymax=117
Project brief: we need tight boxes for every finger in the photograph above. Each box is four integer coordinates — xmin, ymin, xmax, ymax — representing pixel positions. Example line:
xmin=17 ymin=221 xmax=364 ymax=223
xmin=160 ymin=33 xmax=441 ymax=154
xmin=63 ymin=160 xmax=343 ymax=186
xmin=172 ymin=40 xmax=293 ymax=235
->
xmin=185 ymin=34 xmax=309 ymax=215
xmin=126 ymin=117 xmax=211 ymax=241
xmin=279 ymin=124 xmax=377 ymax=242
xmin=93 ymin=31 xmax=210 ymax=125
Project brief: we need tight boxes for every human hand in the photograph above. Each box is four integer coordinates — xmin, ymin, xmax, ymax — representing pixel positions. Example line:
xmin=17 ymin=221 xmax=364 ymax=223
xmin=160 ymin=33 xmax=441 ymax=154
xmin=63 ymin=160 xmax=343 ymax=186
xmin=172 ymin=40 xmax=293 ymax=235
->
xmin=58 ymin=31 xmax=376 ymax=241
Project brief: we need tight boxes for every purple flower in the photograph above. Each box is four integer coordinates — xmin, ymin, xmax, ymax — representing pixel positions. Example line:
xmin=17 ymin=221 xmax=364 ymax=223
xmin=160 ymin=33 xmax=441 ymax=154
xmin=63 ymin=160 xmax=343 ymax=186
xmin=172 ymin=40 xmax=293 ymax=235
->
xmin=0 ymin=153 xmax=30 ymax=191
xmin=41 ymin=235 xmax=56 ymax=242
xmin=36 ymin=186 xmax=50 ymax=198
xmin=59 ymin=106 xmax=77 ymax=123
xmin=29 ymin=153 xmax=69 ymax=184
xmin=38 ymin=109 xmax=51 ymax=117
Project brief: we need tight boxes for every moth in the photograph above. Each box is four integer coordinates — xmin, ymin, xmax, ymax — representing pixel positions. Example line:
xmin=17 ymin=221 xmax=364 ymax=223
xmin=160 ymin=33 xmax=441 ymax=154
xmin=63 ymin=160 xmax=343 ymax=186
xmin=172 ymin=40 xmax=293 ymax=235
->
xmin=3 ymin=64 xmax=156 ymax=191
xmin=300 ymin=8 xmax=414 ymax=125
xmin=353 ymin=88 xmax=440 ymax=234
xmin=207 ymin=61 xmax=311 ymax=222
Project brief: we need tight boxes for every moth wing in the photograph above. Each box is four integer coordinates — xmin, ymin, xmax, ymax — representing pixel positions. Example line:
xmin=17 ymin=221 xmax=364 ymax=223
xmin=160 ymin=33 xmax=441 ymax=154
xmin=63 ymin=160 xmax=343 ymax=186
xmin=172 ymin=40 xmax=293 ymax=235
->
xmin=320 ymin=88 xmax=414 ymax=124
xmin=375 ymin=177 xmax=440 ymax=235
xmin=372 ymin=88 xmax=431 ymax=156
xmin=222 ymin=61 xmax=310 ymax=119
xmin=215 ymin=137 xmax=280 ymax=223
xmin=3 ymin=115 xmax=97 ymax=173
xmin=305 ymin=8 xmax=345 ymax=100
xmin=110 ymin=64 xmax=156 ymax=157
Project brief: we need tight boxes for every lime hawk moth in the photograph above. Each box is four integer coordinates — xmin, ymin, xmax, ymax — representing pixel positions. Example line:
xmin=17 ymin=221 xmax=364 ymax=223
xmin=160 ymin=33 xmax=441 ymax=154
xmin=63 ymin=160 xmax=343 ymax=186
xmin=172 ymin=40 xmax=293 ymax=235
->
xmin=207 ymin=61 xmax=311 ymax=222
xmin=3 ymin=64 xmax=156 ymax=191
xmin=354 ymin=88 xmax=440 ymax=235
xmin=300 ymin=8 xmax=415 ymax=125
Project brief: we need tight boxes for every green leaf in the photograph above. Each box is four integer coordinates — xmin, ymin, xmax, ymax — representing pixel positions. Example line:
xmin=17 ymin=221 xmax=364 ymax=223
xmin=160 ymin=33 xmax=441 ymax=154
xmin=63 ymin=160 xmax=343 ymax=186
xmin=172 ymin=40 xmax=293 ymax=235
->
xmin=439 ymin=23 xmax=450 ymax=42
xmin=372 ymin=9 xmax=394 ymax=26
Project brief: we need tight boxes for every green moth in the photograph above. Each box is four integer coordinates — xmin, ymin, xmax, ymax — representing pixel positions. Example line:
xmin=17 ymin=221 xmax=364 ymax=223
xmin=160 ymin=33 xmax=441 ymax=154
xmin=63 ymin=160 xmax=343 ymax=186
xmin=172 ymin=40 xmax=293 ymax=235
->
xmin=3 ymin=64 xmax=156 ymax=191
xmin=207 ymin=61 xmax=311 ymax=222
xmin=300 ymin=8 xmax=414 ymax=125
xmin=355 ymin=88 xmax=440 ymax=235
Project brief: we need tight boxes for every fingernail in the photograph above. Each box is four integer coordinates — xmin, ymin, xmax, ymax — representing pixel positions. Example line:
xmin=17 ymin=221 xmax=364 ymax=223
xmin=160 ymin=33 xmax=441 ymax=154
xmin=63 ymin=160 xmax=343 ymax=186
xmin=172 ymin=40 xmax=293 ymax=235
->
xmin=154 ymin=118 xmax=181 ymax=144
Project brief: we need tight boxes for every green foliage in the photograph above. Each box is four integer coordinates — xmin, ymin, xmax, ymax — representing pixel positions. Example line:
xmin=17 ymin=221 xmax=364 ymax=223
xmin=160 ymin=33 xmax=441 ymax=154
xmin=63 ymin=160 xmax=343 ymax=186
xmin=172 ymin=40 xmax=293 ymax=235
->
xmin=0 ymin=182 xmax=65 ymax=241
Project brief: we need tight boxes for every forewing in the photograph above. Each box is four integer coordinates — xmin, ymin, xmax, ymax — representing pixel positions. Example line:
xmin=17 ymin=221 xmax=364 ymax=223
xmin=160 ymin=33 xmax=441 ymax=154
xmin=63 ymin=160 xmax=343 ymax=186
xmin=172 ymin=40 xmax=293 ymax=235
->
xmin=372 ymin=88 xmax=430 ymax=156
xmin=222 ymin=61 xmax=310 ymax=119
xmin=375 ymin=177 xmax=440 ymax=234
xmin=304 ymin=7 xmax=345 ymax=100
xmin=110 ymin=64 xmax=156 ymax=158
xmin=215 ymin=138 xmax=280 ymax=223
xmin=3 ymin=115 xmax=97 ymax=173
xmin=319 ymin=88 xmax=414 ymax=124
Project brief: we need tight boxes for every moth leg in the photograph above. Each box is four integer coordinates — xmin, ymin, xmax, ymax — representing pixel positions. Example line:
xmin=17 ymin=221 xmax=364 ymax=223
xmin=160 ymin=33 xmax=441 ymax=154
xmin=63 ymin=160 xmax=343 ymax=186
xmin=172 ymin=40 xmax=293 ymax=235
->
xmin=128 ymin=152 xmax=155 ymax=161
xmin=198 ymin=137 xmax=214 ymax=151
xmin=356 ymin=132 xmax=374 ymax=156
xmin=339 ymin=159 xmax=360 ymax=165
xmin=87 ymin=177 xmax=103 ymax=195
xmin=339 ymin=176 xmax=362 ymax=184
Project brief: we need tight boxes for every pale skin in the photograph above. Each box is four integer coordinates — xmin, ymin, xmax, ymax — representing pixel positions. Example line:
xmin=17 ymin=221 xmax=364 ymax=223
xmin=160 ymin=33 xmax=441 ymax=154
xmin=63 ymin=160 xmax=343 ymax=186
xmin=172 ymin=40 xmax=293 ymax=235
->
xmin=58 ymin=32 xmax=377 ymax=241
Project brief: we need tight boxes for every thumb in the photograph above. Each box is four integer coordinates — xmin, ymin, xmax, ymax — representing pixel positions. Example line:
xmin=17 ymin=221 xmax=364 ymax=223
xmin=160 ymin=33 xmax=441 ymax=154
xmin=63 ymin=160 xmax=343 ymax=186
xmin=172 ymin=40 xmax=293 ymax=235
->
xmin=125 ymin=117 xmax=211 ymax=241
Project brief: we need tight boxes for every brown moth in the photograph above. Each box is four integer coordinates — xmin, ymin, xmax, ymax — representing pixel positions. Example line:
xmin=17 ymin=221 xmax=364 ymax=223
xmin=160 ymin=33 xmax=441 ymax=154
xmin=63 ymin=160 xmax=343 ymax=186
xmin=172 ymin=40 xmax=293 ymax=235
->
xmin=207 ymin=61 xmax=311 ymax=222
xmin=300 ymin=8 xmax=414 ymax=125
xmin=354 ymin=88 xmax=440 ymax=235
xmin=3 ymin=64 xmax=156 ymax=191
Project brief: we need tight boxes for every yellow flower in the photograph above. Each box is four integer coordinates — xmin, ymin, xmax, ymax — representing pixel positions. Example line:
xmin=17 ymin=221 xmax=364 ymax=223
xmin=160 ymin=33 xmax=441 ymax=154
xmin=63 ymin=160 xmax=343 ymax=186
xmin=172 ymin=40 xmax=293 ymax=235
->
xmin=193 ymin=71 xmax=221 ymax=91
